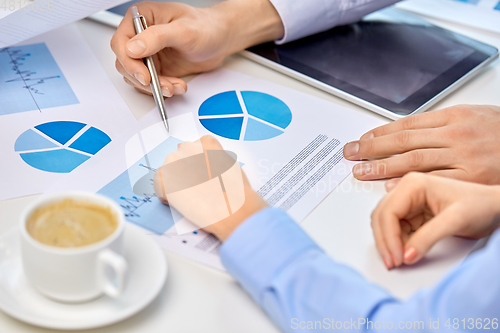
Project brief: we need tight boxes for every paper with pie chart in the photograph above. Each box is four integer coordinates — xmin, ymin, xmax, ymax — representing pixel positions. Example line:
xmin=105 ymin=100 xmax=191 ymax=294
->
xmin=0 ymin=25 xmax=139 ymax=201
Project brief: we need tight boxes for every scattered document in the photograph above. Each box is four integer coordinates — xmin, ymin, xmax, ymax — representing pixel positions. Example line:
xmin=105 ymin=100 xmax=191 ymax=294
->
xmin=0 ymin=0 xmax=128 ymax=47
xmin=48 ymin=69 xmax=387 ymax=269
xmin=0 ymin=24 xmax=138 ymax=201
xmin=396 ymin=0 xmax=500 ymax=34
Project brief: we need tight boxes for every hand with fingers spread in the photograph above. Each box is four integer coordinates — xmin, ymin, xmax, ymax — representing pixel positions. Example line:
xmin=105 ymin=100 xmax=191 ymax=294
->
xmin=371 ymin=172 xmax=500 ymax=269
xmin=110 ymin=0 xmax=284 ymax=97
xmin=343 ymin=105 xmax=500 ymax=189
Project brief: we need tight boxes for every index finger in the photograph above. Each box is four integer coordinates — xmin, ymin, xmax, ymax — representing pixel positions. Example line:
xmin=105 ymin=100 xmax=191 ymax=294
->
xmin=371 ymin=173 xmax=429 ymax=266
xmin=360 ymin=108 xmax=450 ymax=140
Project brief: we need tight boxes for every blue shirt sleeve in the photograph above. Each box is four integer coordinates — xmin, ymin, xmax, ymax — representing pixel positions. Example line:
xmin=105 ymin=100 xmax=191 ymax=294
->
xmin=220 ymin=207 xmax=500 ymax=332
xmin=268 ymin=0 xmax=401 ymax=44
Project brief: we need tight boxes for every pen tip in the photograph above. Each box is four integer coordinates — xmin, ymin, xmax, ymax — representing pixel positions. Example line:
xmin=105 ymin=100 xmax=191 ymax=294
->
xmin=131 ymin=6 xmax=140 ymax=18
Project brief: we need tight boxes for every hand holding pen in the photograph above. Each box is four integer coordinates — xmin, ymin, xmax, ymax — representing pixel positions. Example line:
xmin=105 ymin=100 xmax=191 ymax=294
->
xmin=109 ymin=1 xmax=284 ymax=104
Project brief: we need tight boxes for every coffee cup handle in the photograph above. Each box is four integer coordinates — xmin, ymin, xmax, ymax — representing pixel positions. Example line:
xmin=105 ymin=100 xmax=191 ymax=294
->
xmin=97 ymin=249 xmax=127 ymax=298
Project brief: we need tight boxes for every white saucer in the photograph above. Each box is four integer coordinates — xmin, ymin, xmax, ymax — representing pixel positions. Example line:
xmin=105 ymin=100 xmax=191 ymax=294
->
xmin=0 ymin=223 xmax=167 ymax=330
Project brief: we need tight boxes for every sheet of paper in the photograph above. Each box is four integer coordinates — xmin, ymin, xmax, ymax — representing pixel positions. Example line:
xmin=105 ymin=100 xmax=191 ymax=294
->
xmin=396 ymin=0 xmax=500 ymax=34
xmin=47 ymin=69 xmax=387 ymax=270
xmin=0 ymin=0 xmax=128 ymax=47
xmin=0 ymin=24 xmax=138 ymax=201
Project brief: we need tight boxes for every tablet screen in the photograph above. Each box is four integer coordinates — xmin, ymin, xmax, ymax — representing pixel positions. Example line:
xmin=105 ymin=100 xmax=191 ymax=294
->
xmin=287 ymin=23 xmax=474 ymax=104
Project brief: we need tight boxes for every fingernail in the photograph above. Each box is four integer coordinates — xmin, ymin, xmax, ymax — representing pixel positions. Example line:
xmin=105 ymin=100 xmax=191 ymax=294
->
xmin=134 ymin=73 xmax=146 ymax=86
xmin=161 ymin=87 xmax=173 ymax=98
xmin=383 ymin=256 xmax=393 ymax=270
xmin=363 ymin=132 xmax=375 ymax=140
xmin=173 ymin=84 xmax=186 ymax=95
xmin=404 ymin=247 xmax=418 ymax=263
xmin=385 ymin=179 xmax=400 ymax=191
xmin=127 ymin=39 xmax=146 ymax=55
xmin=353 ymin=163 xmax=372 ymax=177
xmin=344 ymin=142 xmax=359 ymax=158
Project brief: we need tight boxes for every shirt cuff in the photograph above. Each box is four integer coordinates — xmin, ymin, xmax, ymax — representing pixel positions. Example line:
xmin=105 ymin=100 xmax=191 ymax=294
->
xmin=220 ymin=207 xmax=321 ymax=303
xmin=268 ymin=0 xmax=337 ymax=44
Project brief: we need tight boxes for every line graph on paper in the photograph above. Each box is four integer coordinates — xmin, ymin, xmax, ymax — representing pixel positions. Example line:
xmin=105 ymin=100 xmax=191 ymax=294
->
xmin=98 ymin=137 xmax=184 ymax=235
xmin=121 ymin=164 xmax=158 ymax=218
xmin=0 ymin=42 xmax=79 ymax=116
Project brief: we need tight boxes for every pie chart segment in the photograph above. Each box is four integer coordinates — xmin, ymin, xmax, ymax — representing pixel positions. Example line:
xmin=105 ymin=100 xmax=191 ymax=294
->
xmin=198 ymin=91 xmax=292 ymax=141
xmin=15 ymin=121 xmax=111 ymax=173
xmin=199 ymin=91 xmax=243 ymax=116
xmin=199 ymin=116 xmax=243 ymax=140
xmin=244 ymin=117 xmax=284 ymax=141
xmin=35 ymin=121 xmax=86 ymax=145
xmin=14 ymin=129 xmax=58 ymax=152
xmin=20 ymin=149 xmax=91 ymax=173
xmin=69 ymin=127 xmax=112 ymax=155
xmin=240 ymin=91 xmax=292 ymax=129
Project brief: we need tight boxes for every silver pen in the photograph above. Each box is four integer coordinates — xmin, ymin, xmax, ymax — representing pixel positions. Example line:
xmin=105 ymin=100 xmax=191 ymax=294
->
xmin=131 ymin=6 xmax=169 ymax=132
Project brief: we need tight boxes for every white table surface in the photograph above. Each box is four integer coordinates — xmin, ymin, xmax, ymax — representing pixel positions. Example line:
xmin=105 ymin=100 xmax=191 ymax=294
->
xmin=0 ymin=9 xmax=499 ymax=333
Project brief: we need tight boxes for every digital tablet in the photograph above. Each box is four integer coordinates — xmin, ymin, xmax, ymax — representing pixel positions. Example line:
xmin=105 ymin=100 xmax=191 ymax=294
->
xmin=243 ymin=8 xmax=498 ymax=119
xmin=91 ymin=5 xmax=498 ymax=120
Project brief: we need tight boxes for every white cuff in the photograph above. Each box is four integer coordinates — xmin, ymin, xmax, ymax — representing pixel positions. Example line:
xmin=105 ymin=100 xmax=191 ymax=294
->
xmin=269 ymin=0 xmax=338 ymax=45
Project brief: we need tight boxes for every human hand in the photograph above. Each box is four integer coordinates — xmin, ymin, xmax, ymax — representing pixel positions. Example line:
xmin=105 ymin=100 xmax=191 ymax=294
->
xmin=153 ymin=136 xmax=267 ymax=241
xmin=371 ymin=172 xmax=500 ymax=269
xmin=343 ymin=105 xmax=500 ymax=190
xmin=110 ymin=0 xmax=284 ymax=97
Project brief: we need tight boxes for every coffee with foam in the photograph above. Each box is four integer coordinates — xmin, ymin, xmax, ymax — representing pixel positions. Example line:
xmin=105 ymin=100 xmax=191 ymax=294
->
xmin=26 ymin=199 xmax=118 ymax=248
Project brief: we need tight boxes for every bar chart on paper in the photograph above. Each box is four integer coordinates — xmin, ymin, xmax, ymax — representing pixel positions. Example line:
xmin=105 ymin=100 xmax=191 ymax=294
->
xmin=0 ymin=42 xmax=79 ymax=115
xmin=198 ymin=91 xmax=292 ymax=141
xmin=15 ymin=121 xmax=111 ymax=173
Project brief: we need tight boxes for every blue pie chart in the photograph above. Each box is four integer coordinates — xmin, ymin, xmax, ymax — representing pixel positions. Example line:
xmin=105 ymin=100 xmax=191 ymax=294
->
xmin=15 ymin=121 xmax=111 ymax=173
xmin=198 ymin=91 xmax=292 ymax=141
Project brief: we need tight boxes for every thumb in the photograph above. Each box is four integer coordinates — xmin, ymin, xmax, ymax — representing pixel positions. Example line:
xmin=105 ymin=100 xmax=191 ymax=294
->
xmin=126 ymin=22 xmax=186 ymax=59
xmin=403 ymin=206 xmax=459 ymax=265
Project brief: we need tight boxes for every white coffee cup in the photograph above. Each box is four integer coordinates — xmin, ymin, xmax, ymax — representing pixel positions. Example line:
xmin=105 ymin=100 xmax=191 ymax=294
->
xmin=20 ymin=192 xmax=128 ymax=303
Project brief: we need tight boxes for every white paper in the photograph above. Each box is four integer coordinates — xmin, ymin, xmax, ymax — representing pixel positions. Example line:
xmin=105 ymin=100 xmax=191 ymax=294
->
xmin=396 ymin=0 xmax=500 ymax=34
xmin=0 ymin=24 xmax=138 ymax=201
xmin=0 ymin=0 xmax=128 ymax=47
xmin=48 ymin=69 xmax=387 ymax=270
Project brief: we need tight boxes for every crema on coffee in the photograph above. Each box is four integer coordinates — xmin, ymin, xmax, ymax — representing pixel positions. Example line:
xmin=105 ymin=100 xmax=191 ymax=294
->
xmin=26 ymin=199 xmax=118 ymax=247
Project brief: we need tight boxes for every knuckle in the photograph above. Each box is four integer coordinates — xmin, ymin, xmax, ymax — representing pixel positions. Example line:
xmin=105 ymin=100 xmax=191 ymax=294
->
xmin=406 ymin=150 xmax=424 ymax=168
xmin=370 ymin=209 xmax=380 ymax=224
xmin=371 ymin=127 xmax=384 ymax=137
xmin=394 ymin=130 xmax=411 ymax=149
xmin=201 ymin=135 xmax=219 ymax=147
xmin=452 ymin=105 xmax=474 ymax=119
xmin=447 ymin=125 xmax=476 ymax=140
xmin=402 ymin=114 xmax=417 ymax=130
xmin=147 ymin=26 xmax=163 ymax=43
xmin=110 ymin=36 xmax=117 ymax=52
xmin=179 ymin=24 xmax=197 ymax=47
